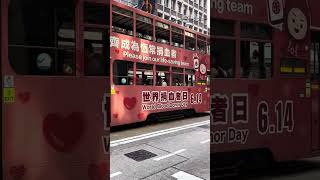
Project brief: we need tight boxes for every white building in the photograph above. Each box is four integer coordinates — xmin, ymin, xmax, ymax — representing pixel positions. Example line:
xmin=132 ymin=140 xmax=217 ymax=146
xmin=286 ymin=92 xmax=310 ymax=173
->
xmin=157 ymin=0 xmax=209 ymax=35
xmin=115 ymin=0 xmax=209 ymax=35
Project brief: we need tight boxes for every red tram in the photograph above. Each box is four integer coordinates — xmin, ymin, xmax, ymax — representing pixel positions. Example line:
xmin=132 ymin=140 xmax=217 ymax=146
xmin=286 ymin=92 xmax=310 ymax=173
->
xmin=1 ymin=0 xmax=110 ymax=179
xmin=211 ymin=0 xmax=320 ymax=166
xmin=110 ymin=0 xmax=210 ymax=126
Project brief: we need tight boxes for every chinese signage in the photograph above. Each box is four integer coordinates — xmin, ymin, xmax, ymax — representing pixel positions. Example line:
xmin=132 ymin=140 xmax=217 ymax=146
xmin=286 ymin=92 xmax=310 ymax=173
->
xmin=211 ymin=93 xmax=249 ymax=145
xmin=141 ymin=91 xmax=203 ymax=111
xmin=110 ymin=35 xmax=190 ymax=67
xmin=211 ymin=93 xmax=295 ymax=145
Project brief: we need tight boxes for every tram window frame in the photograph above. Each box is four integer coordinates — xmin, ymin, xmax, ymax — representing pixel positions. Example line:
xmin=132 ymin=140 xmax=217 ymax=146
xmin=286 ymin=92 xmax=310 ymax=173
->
xmin=8 ymin=0 xmax=76 ymax=76
xmin=113 ymin=60 xmax=134 ymax=85
xmin=84 ymin=3 xmax=109 ymax=76
xmin=185 ymin=31 xmax=196 ymax=51
xmin=172 ymin=67 xmax=184 ymax=86
xmin=136 ymin=63 xmax=154 ymax=86
xmin=240 ymin=23 xmax=272 ymax=40
xmin=211 ymin=39 xmax=236 ymax=79
xmin=156 ymin=65 xmax=170 ymax=86
xmin=211 ymin=19 xmax=234 ymax=36
xmin=112 ymin=5 xmax=134 ymax=36
xmin=136 ymin=14 xmax=153 ymax=41
xmin=185 ymin=69 xmax=195 ymax=86
xmin=197 ymin=35 xmax=207 ymax=54
xmin=240 ymin=41 xmax=273 ymax=79
xmin=156 ymin=21 xmax=170 ymax=45
xmin=171 ymin=26 xmax=184 ymax=48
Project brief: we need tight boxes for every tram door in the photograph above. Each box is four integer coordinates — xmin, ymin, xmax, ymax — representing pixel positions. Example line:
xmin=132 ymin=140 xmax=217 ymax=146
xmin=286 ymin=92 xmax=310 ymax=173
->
xmin=311 ymin=32 xmax=320 ymax=150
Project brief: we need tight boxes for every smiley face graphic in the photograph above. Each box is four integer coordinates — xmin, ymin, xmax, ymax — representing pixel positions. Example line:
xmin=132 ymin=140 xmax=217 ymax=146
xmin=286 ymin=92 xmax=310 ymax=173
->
xmin=287 ymin=8 xmax=307 ymax=40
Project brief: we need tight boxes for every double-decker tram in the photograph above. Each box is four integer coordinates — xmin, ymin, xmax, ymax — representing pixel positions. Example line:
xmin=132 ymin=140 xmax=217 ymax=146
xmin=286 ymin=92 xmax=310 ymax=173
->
xmin=1 ymin=0 xmax=110 ymax=179
xmin=110 ymin=0 xmax=210 ymax=126
xmin=211 ymin=0 xmax=320 ymax=169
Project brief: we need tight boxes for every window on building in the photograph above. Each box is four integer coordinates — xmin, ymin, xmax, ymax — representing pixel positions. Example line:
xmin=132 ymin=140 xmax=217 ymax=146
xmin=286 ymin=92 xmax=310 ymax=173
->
xmin=156 ymin=21 xmax=170 ymax=45
xmin=136 ymin=14 xmax=153 ymax=40
xmin=212 ymin=39 xmax=235 ymax=78
xmin=185 ymin=69 xmax=195 ymax=86
xmin=8 ymin=0 xmax=75 ymax=75
xmin=240 ymin=41 xmax=273 ymax=79
xmin=185 ymin=31 xmax=196 ymax=51
xmin=112 ymin=5 xmax=133 ymax=36
xmin=172 ymin=67 xmax=184 ymax=86
xmin=171 ymin=26 xmax=184 ymax=48
xmin=156 ymin=65 xmax=170 ymax=86
xmin=113 ymin=60 xmax=134 ymax=85
xmin=136 ymin=63 xmax=154 ymax=85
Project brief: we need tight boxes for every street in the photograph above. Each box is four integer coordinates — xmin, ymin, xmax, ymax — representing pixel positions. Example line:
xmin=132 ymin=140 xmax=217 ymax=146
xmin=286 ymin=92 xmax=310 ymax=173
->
xmin=239 ymin=158 xmax=320 ymax=180
xmin=110 ymin=114 xmax=210 ymax=180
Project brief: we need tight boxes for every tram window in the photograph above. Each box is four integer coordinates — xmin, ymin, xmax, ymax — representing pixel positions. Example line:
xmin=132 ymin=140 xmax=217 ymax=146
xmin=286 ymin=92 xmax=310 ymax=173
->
xmin=84 ymin=28 xmax=108 ymax=76
xmin=240 ymin=41 xmax=273 ymax=79
xmin=171 ymin=26 xmax=184 ymax=48
xmin=156 ymin=21 xmax=170 ymax=45
xmin=113 ymin=60 xmax=134 ymax=85
xmin=310 ymin=42 xmax=320 ymax=79
xmin=211 ymin=19 xmax=234 ymax=36
xmin=197 ymin=39 xmax=207 ymax=54
xmin=136 ymin=14 xmax=153 ymax=41
xmin=8 ymin=0 xmax=75 ymax=75
xmin=240 ymin=23 xmax=272 ymax=40
xmin=84 ymin=3 xmax=108 ymax=25
xmin=112 ymin=6 xmax=134 ymax=36
xmin=136 ymin=63 xmax=154 ymax=85
xmin=211 ymin=39 xmax=235 ymax=78
xmin=156 ymin=65 xmax=170 ymax=86
xmin=185 ymin=69 xmax=195 ymax=86
xmin=185 ymin=31 xmax=196 ymax=51
xmin=172 ymin=67 xmax=184 ymax=86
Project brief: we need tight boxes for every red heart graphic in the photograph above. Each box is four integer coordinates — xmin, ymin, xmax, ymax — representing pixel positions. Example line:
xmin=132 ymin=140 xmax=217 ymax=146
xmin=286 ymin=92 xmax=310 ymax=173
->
xmin=43 ymin=112 xmax=86 ymax=152
xmin=18 ymin=92 xmax=30 ymax=104
xmin=88 ymin=161 xmax=108 ymax=180
xmin=9 ymin=165 xmax=26 ymax=180
xmin=115 ymin=49 xmax=120 ymax=54
xmin=123 ymin=97 xmax=137 ymax=110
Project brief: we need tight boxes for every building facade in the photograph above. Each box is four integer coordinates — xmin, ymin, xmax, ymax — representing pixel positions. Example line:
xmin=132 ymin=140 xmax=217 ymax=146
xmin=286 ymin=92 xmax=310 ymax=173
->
xmin=115 ymin=0 xmax=209 ymax=35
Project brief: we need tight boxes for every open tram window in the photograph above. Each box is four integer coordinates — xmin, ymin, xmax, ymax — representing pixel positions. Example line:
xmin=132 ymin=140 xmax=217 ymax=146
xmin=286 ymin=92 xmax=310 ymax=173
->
xmin=113 ymin=60 xmax=134 ymax=85
xmin=8 ymin=0 xmax=75 ymax=75
xmin=211 ymin=39 xmax=235 ymax=78
xmin=156 ymin=65 xmax=170 ymax=86
xmin=172 ymin=67 xmax=184 ymax=86
xmin=185 ymin=31 xmax=196 ymax=51
xmin=240 ymin=41 xmax=273 ymax=79
xmin=211 ymin=19 xmax=234 ymax=36
xmin=197 ymin=35 xmax=207 ymax=54
xmin=84 ymin=28 xmax=108 ymax=76
xmin=136 ymin=63 xmax=154 ymax=85
xmin=171 ymin=26 xmax=184 ymax=48
xmin=112 ymin=5 xmax=133 ymax=36
xmin=136 ymin=14 xmax=153 ymax=41
xmin=156 ymin=21 xmax=170 ymax=45
xmin=185 ymin=69 xmax=195 ymax=86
